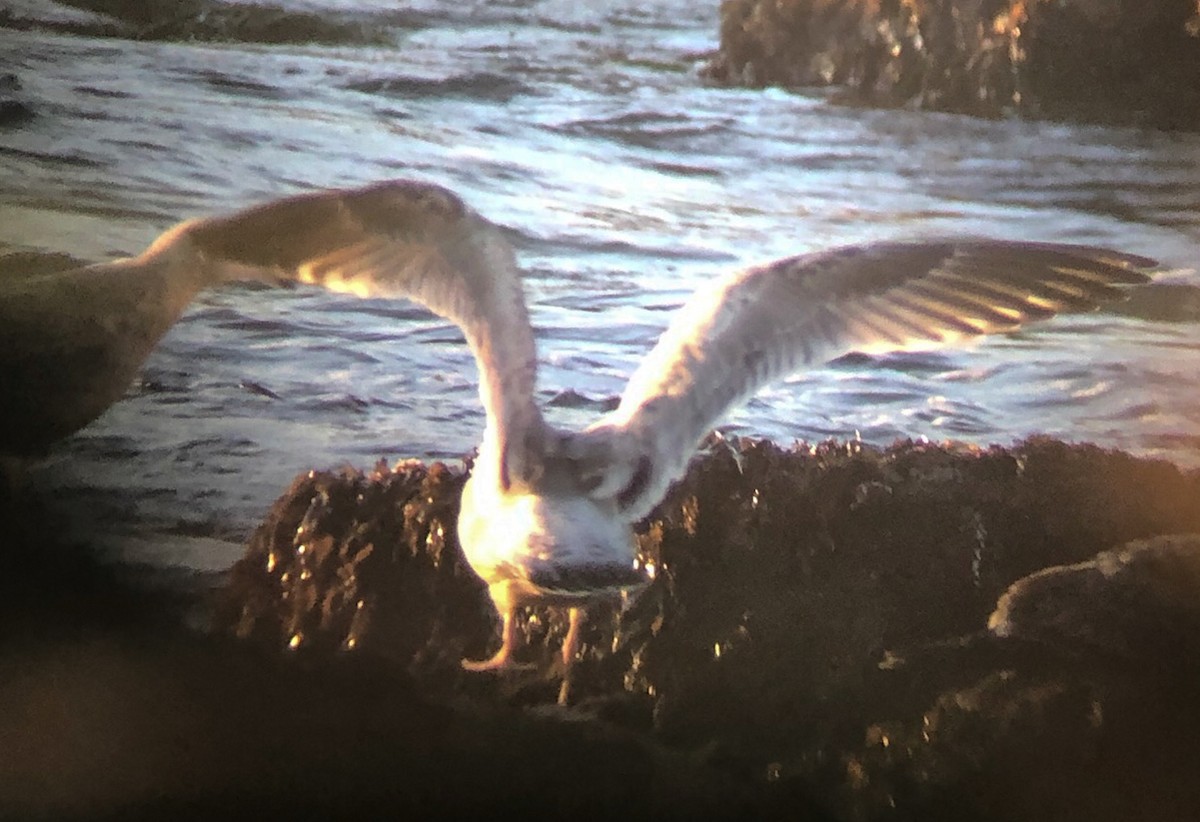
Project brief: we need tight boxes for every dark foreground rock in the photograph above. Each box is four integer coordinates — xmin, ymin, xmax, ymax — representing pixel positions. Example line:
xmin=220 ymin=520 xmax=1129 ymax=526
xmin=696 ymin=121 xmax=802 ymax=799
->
xmin=0 ymin=491 xmax=755 ymax=820
xmin=4 ymin=437 xmax=1200 ymax=819
xmin=704 ymin=0 xmax=1200 ymax=131
xmin=214 ymin=437 xmax=1200 ymax=820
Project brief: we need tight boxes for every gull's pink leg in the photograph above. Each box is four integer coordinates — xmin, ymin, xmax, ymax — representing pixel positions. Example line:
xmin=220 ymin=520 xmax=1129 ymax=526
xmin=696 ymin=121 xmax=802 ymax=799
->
xmin=461 ymin=609 xmax=535 ymax=672
xmin=557 ymin=607 xmax=586 ymax=705
xmin=561 ymin=607 xmax=585 ymax=667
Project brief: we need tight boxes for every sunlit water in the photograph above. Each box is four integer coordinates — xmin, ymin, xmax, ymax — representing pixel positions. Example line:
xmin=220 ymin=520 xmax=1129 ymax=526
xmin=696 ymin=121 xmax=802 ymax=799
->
xmin=2 ymin=0 xmax=1198 ymax=570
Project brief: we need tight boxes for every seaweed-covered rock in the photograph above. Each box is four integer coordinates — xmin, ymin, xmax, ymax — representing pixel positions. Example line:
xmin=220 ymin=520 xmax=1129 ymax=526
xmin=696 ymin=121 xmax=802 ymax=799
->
xmin=216 ymin=436 xmax=1200 ymax=819
xmin=704 ymin=0 xmax=1200 ymax=130
xmin=219 ymin=459 xmax=486 ymax=666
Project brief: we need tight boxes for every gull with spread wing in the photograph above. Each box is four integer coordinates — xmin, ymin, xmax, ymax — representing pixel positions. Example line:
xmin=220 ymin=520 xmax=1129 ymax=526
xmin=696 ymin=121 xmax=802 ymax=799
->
xmin=2 ymin=180 xmax=1154 ymax=698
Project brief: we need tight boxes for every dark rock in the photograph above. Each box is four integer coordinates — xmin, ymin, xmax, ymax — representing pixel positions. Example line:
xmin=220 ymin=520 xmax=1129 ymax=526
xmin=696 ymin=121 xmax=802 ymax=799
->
xmin=1019 ymin=0 xmax=1200 ymax=130
xmin=988 ymin=533 xmax=1200 ymax=668
xmin=5 ymin=437 xmax=1197 ymax=817
xmin=215 ymin=459 xmax=496 ymax=681
xmin=0 ymin=484 xmax=759 ymax=820
xmin=215 ymin=436 xmax=1200 ymax=819
xmin=813 ymin=536 xmax=1200 ymax=821
xmin=703 ymin=0 xmax=1200 ymax=131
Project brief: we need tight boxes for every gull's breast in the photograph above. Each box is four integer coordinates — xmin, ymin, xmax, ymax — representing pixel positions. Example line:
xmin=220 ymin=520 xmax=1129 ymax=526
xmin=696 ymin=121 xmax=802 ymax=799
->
xmin=461 ymin=484 xmax=645 ymax=604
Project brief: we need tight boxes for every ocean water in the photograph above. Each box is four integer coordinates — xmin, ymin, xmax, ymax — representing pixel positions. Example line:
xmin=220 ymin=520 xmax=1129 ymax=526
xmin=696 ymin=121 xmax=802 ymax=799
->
xmin=2 ymin=0 xmax=1198 ymax=569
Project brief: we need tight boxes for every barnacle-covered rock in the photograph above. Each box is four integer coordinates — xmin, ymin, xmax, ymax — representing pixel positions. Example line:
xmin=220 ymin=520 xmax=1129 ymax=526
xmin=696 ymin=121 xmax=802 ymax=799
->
xmin=7 ymin=436 xmax=1198 ymax=818
xmin=704 ymin=0 xmax=1200 ymax=130
xmin=213 ymin=436 xmax=1200 ymax=819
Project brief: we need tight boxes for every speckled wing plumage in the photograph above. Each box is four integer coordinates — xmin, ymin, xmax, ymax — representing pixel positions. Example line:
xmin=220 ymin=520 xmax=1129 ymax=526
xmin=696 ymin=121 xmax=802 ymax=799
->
xmin=186 ymin=180 xmax=545 ymax=489
xmin=577 ymin=240 xmax=1154 ymax=521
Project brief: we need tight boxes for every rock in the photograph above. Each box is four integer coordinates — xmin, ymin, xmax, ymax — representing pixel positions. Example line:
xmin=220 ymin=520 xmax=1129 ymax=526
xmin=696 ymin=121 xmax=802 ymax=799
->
xmin=703 ymin=0 xmax=1200 ymax=131
xmin=214 ymin=436 xmax=1200 ymax=819
xmin=0 ymin=484 xmax=759 ymax=820
xmin=988 ymin=533 xmax=1200 ymax=668
xmin=216 ymin=459 xmax=500 ymax=688
xmin=817 ymin=535 xmax=1200 ymax=821
xmin=6 ymin=437 xmax=1198 ymax=817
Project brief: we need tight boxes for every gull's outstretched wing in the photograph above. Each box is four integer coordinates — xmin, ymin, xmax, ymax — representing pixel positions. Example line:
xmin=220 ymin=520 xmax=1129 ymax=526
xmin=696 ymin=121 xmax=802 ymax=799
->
xmin=1 ymin=180 xmax=543 ymax=484
xmin=182 ymin=179 xmax=544 ymax=488
xmin=570 ymin=240 xmax=1155 ymax=521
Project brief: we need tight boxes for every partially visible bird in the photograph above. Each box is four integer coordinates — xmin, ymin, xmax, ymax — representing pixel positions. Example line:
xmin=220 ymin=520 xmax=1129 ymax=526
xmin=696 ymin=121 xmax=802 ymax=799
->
xmin=1 ymin=180 xmax=1155 ymax=702
xmin=0 ymin=181 xmax=503 ymax=458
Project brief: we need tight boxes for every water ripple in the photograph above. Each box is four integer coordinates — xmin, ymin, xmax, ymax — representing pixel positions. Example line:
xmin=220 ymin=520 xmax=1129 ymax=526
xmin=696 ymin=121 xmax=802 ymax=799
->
xmin=2 ymin=0 xmax=1197 ymax=563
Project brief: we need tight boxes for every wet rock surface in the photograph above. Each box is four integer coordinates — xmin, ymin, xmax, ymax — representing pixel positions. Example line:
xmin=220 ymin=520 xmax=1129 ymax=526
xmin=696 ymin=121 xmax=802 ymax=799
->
xmin=704 ymin=0 xmax=1200 ymax=131
xmin=5 ymin=437 xmax=1200 ymax=819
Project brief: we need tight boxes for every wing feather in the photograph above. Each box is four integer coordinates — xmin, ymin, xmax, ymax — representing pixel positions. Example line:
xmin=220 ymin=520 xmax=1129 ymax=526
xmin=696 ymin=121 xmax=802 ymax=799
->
xmin=184 ymin=179 xmax=544 ymax=487
xmin=576 ymin=239 xmax=1154 ymax=521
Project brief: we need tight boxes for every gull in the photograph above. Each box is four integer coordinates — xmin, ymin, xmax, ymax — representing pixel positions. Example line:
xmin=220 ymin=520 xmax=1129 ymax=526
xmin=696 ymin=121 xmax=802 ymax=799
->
xmin=2 ymin=180 xmax=1154 ymax=699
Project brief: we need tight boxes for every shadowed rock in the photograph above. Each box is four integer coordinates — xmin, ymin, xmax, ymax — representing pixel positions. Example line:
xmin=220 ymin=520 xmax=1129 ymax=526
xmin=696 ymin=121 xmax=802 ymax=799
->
xmin=821 ymin=533 xmax=1200 ymax=821
xmin=3 ymin=437 xmax=1196 ymax=818
xmin=215 ymin=436 xmax=1200 ymax=819
xmin=989 ymin=533 xmax=1200 ymax=665
xmin=218 ymin=459 xmax=492 ymax=674
xmin=0 ymin=478 xmax=758 ymax=821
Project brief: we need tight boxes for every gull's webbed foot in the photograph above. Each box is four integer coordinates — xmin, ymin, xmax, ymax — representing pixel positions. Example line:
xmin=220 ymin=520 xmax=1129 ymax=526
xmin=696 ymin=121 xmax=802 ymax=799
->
xmin=460 ymin=648 xmax=536 ymax=673
xmin=461 ymin=609 xmax=537 ymax=672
